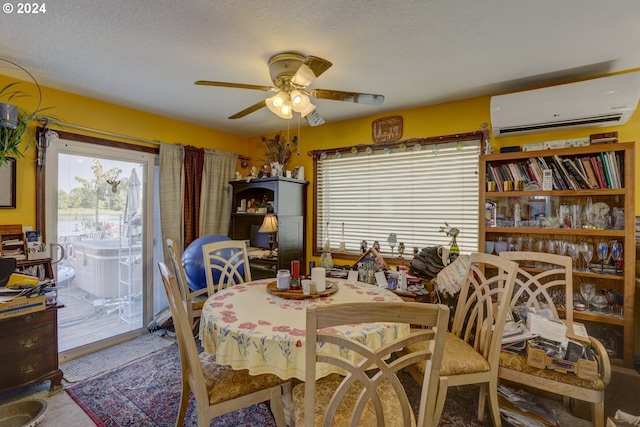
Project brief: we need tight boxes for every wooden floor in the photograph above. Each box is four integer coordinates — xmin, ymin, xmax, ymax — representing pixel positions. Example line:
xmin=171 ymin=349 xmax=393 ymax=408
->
xmin=56 ymin=279 xmax=143 ymax=353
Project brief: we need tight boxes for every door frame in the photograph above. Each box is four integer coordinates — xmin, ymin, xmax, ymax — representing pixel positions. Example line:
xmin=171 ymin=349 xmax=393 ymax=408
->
xmin=39 ymin=130 xmax=158 ymax=360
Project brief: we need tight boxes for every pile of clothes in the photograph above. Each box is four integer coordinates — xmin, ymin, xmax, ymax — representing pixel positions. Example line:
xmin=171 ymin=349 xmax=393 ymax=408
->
xmin=409 ymin=246 xmax=445 ymax=280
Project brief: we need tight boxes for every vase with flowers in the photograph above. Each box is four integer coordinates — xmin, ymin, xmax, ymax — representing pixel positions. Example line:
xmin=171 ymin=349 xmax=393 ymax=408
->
xmin=261 ymin=132 xmax=298 ymax=176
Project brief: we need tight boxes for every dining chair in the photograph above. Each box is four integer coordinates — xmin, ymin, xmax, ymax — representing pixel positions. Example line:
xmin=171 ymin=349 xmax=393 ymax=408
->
xmin=291 ymin=301 xmax=450 ymax=427
xmin=498 ymin=251 xmax=611 ymax=427
xmin=166 ymin=238 xmax=208 ymax=335
xmin=158 ymin=262 xmax=288 ymax=427
xmin=404 ymin=252 xmax=519 ymax=427
xmin=201 ymin=240 xmax=252 ymax=295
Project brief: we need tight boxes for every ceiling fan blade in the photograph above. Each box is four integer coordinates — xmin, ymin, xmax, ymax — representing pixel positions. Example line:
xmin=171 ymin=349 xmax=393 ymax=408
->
xmin=309 ymin=89 xmax=384 ymax=105
xmin=305 ymin=109 xmax=325 ymax=127
xmin=229 ymin=99 xmax=267 ymax=119
xmin=292 ymin=56 xmax=333 ymax=87
xmin=195 ymin=80 xmax=276 ymax=92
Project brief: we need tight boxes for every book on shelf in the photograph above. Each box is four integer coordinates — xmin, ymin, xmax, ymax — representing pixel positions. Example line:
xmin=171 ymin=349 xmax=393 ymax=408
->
xmin=562 ymin=157 xmax=592 ymax=189
xmin=591 ymin=156 xmax=607 ymax=189
xmin=579 ymin=157 xmax=599 ymax=189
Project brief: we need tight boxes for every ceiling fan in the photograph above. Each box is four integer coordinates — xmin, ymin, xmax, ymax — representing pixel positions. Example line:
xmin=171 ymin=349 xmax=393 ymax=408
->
xmin=195 ymin=52 xmax=384 ymax=126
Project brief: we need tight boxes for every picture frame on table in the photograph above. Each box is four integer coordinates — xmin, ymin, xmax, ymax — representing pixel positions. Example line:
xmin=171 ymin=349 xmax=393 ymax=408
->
xmin=0 ymin=158 xmax=16 ymax=208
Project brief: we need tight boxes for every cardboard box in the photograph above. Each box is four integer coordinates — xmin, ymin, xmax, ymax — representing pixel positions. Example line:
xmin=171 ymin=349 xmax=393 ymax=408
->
xmin=0 ymin=295 xmax=46 ymax=319
xmin=526 ymin=340 xmax=598 ymax=380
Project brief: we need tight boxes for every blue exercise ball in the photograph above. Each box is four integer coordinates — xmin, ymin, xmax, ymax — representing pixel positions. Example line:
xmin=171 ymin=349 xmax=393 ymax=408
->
xmin=182 ymin=234 xmax=231 ymax=291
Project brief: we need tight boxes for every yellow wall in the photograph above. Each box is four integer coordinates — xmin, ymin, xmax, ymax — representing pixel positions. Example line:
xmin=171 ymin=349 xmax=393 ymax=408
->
xmin=0 ymin=74 xmax=250 ymax=228
xmin=2 ymin=71 xmax=639 ymax=260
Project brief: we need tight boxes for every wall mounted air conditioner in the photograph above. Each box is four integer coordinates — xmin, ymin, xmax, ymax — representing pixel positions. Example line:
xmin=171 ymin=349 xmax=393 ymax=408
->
xmin=490 ymin=71 xmax=640 ymax=137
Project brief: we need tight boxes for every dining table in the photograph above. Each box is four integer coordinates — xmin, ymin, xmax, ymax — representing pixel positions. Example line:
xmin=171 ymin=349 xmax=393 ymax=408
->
xmin=199 ymin=277 xmax=410 ymax=381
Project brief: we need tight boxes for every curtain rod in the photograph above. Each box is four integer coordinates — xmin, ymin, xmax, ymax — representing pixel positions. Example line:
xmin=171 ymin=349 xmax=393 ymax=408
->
xmin=310 ymin=130 xmax=485 ymax=157
xmin=38 ymin=117 xmax=251 ymax=161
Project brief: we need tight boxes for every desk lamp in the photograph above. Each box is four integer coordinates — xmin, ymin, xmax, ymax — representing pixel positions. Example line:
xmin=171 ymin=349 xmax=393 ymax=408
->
xmin=259 ymin=214 xmax=278 ymax=252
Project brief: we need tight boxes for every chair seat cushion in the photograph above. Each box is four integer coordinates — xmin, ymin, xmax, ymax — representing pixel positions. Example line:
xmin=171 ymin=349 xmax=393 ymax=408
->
xmin=499 ymin=351 xmax=605 ymax=391
xmin=191 ymin=294 xmax=207 ymax=311
xmin=405 ymin=332 xmax=490 ymax=377
xmin=199 ymin=353 xmax=284 ymax=405
xmin=291 ymin=374 xmax=415 ymax=427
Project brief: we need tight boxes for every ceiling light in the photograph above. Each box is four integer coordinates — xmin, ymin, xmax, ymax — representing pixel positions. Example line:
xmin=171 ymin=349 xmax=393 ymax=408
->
xmin=266 ymin=92 xmax=293 ymax=119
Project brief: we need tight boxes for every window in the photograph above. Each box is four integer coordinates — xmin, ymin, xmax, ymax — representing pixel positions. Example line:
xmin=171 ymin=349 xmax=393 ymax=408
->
xmin=315 ymin=134 xmax=482 ymax=258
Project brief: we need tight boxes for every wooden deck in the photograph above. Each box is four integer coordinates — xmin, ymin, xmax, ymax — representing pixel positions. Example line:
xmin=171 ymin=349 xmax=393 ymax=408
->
xmin=56 ymin=279 xmax=143 ymax=353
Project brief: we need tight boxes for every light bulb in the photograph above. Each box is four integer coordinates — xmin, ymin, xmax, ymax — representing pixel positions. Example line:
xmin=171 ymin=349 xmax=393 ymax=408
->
xmin=290 ymin=90 xmax=311 ymax=113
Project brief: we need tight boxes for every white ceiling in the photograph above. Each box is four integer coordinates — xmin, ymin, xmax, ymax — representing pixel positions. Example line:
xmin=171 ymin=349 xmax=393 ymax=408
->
xmin=1 ymin=0 xmax=639 ymax=138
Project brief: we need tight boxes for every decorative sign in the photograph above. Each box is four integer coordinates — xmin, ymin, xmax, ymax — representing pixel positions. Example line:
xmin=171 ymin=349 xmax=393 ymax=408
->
xmin=372 ymin=116 xmax=403 ymax=143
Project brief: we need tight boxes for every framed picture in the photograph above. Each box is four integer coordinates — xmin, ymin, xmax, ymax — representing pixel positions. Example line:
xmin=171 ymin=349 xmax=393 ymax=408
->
xmin=528 ymin=199 xmax=549 ymax=221
xmin=0 ymin=158 xmax=16 ymax=208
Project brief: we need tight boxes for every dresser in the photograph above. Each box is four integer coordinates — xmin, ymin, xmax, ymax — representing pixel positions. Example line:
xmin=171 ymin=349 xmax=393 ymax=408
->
xmin=0 ymin=308 xmax=63 ymax=393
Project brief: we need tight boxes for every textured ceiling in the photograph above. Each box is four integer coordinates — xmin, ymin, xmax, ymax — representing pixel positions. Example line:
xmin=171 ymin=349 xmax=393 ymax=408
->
xmin=1 ymin=0 xmax=639 ymax=137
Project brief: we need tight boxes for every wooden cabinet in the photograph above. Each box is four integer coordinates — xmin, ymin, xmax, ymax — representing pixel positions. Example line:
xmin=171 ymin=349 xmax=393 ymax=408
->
xmin=479 ymin=142 xmax=636 ymax=368
xmin=0 ymin=308 xmax=63 ymax=393
xmin=230 ymin=177 xmax=308 ymax=277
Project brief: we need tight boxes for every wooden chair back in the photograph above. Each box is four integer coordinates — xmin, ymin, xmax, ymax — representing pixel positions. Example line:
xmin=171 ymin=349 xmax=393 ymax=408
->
xmin=166 ymin=238 xmax=208 ymax=333
xmin=304 ymin=301 xmax=450 ymax=427
xmin=498 ymin=251 xmax=573 ymax=321
xmin=158 ymin=262 xmax=209 ymax=400
xmin=201 ymin=240 xmax=252 ymax=295
xmin=451 ymin=252 xmax=519 ymax=361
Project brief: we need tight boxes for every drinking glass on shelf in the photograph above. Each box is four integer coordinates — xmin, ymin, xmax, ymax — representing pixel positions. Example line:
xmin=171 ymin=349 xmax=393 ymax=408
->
xmin=611 ymin=242 xmax=623 ymax=275
xmin=580 ymin=283 xmax=596 ymax=311
xmin=568 ymin=244 xmax=580 ymax=271
xmin=604 ymin=290 xmax=618 ymax=314
xmin=591 ymin=295 xmax=607 ymax=313
xmin=556 ymin=239 xmax=568 ymax=257
xmin=546 ymin=239 xmax=556 ymax=254
xmin=597 ymin=242 xmax=608 ymax=274
xmin=581 ymin=243 xmax=593 ymax=272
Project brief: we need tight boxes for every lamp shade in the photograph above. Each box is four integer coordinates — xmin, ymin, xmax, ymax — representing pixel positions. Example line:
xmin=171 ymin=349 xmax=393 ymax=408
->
xmin=266 ymin=92 xmax=293 ymax=119
xmin=258 ymin=214 xmax=278 ymax=233
xmin=290 ymin=90 xmax=311 ymax=113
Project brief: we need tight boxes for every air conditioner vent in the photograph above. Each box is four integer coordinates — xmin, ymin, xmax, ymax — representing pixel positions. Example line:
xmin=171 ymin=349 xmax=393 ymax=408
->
xmin=490 ymin=72 xmax=640 ymax=137
xmin=496 ymin=113 xmax=626 ymax=136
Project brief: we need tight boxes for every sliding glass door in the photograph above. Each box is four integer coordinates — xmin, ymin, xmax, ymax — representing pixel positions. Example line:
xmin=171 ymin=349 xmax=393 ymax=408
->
xmin=45 ymin=138 xmax=156 ymax=361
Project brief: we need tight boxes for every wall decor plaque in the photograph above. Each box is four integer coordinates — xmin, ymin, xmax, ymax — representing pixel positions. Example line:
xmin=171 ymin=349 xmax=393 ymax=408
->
xmin=372 ymin=116 xmax=402 ymax=143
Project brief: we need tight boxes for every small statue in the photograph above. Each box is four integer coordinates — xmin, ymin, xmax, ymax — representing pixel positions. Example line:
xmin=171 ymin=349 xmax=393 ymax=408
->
xmin=360 ymin=240 xmax=368 ymax=253
xmin=439 ymin=222 xmax=460 ymax=261
xmin=258 ymin=164 xmax=270 ymax=178
xmin=235 ymin=171 xmax=242 ymax=180
xmin=373 ymin=240 xmax=381 ymax=252
xmin=246 ymin=166 xmax=258 ymax=182
xmin=398 ymin=242 xmax=405 ymax=258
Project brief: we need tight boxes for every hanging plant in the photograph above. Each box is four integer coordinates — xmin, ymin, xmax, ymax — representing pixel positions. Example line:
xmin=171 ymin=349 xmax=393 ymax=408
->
xmin=0 ymin=59 xmax=57 ymax=168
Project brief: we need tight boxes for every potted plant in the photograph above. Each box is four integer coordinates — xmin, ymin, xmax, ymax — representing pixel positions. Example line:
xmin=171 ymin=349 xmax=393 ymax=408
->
xmin=0 ymin=60 xmax=56 ymax=168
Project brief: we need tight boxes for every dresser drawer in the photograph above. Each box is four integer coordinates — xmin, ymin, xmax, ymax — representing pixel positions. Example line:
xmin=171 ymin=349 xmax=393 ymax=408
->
xmin=0 ymin=322 xmax=56 ymax=353
xmin=0 ymin=309 xmax=54 ymax=338
xmin=1 ymin=348 xmax=57 ymax=385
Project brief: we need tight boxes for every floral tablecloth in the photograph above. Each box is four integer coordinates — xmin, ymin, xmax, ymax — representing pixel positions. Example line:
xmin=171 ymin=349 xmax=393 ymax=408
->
xmin=199 ymin=278 xmax=409 ymax=380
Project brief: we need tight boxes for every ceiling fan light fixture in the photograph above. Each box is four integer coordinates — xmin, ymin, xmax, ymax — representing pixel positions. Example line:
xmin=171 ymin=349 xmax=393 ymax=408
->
xmin=299 ymin=102 xmax=316 ymax=118
xmin=266 ymin=92 xmax=293 ymax=119
xmin=290 ymin=90 xmax=311 ymax=113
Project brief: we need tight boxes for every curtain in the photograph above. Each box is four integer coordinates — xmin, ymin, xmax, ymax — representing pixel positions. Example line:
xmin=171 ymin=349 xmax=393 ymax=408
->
xmin=159 ymin=143 xmax=184 ymax=260
xmin=183 ymin=145 xmax=204 ymax=248
xmin=199 ymin=149 xmax=237 ymax=236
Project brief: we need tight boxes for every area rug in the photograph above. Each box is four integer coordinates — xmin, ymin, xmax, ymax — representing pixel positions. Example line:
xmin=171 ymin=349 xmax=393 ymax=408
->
xmin=66 ymin=343 xmax=490 ymax=427
xmin=61 ymin=333 xmax=175 ymax=383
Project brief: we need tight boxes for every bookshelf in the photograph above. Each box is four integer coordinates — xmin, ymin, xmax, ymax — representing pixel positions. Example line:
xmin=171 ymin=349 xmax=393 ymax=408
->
xmin=480 ymin=142 xmax=636 ymax=368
